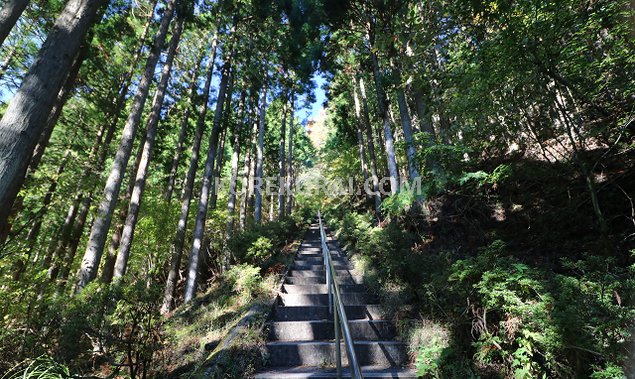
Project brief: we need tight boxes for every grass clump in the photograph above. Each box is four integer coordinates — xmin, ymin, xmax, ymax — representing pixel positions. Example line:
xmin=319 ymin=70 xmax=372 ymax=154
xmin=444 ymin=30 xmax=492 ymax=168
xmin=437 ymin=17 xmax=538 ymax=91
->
xmin=1 ymin=356 xmax=70 ymax=379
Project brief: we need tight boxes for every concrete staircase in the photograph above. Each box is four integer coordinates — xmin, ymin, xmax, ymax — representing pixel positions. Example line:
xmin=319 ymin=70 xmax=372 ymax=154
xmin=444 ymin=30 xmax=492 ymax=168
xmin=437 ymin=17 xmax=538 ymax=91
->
xmin=254 ymin=225 xmax=417 ymax=378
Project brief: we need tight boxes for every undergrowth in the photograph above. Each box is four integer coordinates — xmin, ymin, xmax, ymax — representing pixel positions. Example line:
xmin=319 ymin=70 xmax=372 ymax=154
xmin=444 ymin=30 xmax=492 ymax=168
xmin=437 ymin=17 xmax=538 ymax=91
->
xmin=0 ymin=214 xmax=309 ymax=378
xmin=326 ymin=156 xmax=635 ymax=379
xmin=155 ymin=213 xmax=309 ymax=378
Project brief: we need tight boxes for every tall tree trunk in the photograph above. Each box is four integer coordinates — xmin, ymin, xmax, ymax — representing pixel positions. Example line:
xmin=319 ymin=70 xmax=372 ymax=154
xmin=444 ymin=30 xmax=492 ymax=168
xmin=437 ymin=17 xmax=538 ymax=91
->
xmin=0 ymin=0 xmax=104 ymax=239
xmin=113 ymin=17 xmax=184 ymax=279
xmin=358 ymin=76 xmax=381 ymax=214
xmin=412 ymin=86 xmax=442 ymax=179
xmin=161 ymin=32 xmax=219 ymax=314
xmin=225 ymin=91 xmax=247 ymax=242
xmin=394 ymin=68 xmax=420 ymax=181
xmin=55 ymin=195 xmax=90 ymax=294
xmin=165 ymin=48 xmax=205 ymax=203
xmin=286 ymin=95 xmax=294 ymax=215
xmin=51 ymin=0 xmax=158 ymax=274
xmin=278 ymin=99 xmax=287 ymax=219
xmin=183 ymin=44 xmax=234 ymax=303
xmin=351 ymin=77 xmax=369 ymax=194
xmin=269 ymin=192 xmax=275 ymax=222
xmin=76 ymin=0 xmax=176 ymax=291
xmin=254 ymin=77 xmax=267 ymax=225
xmin=28 ymin=42 xmax=89 ymax=176
xmin=91 ymin=0 xmax=157 ymax=167
xmin=413 ymin=88 xmax=436 ymax=141
xmin=104 ymin=31 xmax=184 ymax=283
xmin=209 ymin=70 xmax=235 ymax=210
xmin=210 ymin=122 xmax=227 ymax=210
xmin=100 ymin=219 xmax=120 ymax=283
xmin=239 ymin=99 xmax=258 ymax=231
xmin=0 ymin=0 xmax=29 ymax=47
xmin=43 ymin=195 xmax=79 ymax=285
xmin=2 ymin=43 xmax=88 ymax=244
xmin=100 ymin=136 xmax=145 ymax=283
xmin=369 ymin=50 xmax=399 ymax=195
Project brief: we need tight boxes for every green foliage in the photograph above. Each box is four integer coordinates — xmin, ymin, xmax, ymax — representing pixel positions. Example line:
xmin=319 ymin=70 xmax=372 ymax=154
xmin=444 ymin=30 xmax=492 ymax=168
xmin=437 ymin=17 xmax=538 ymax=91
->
xmin=409 ymin=321 xmax=450 ymax=378
xmin=2 ymin=0 xmax=633 ymax=375
xmin=328 ymin=209 xmax=635 ymax=378
xmin=224 ymin=264 xmax=263 ymax=304
xmin=380 ymin=186 xmax=420 ymax=218
xmin=458 ymin=164 xmax=512 ymax=187
xmin=228 ymin=216 xmax=307 ymax=270
xmin=589 ymin=364 xmax=628 ymax=379
xmin=247 ymin=237 xmax=274 ymax=263
xmin=108 ymin=281 xmax=164 ymax=377
xmin=1 ymin=356 xmax=70 ymax=379
xmin=451 ymin=246 xmax=559 ymax=377
xmin=57 ymin=280 xmax=163 ymax=377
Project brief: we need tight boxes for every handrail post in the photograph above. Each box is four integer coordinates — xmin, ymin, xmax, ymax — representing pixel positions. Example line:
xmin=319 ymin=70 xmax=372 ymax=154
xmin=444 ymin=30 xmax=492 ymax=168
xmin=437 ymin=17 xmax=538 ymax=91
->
xmin=334 ymin=283 xmax=342 ymax=378
xmin=320 ymin=211 xmax=333 ymax=316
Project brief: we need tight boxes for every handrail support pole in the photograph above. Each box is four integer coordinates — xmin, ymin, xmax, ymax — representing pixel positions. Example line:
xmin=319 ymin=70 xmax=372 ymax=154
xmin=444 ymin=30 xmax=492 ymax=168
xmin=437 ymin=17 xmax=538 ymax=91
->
xmin=335 ymin=292 xmax=342 ymax=378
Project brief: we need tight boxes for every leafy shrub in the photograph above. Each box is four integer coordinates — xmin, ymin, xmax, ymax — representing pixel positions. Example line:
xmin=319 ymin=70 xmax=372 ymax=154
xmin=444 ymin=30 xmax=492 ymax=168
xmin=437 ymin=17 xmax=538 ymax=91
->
xmin=107 ymin=281 xmax=163 ymax=378
xmin=458 ymin=163 xmax=512 ymax=187
xmin=381 ymin=187 xmax=418 ymax=218
xmin=453 ymin=257 xmax=559 ymax=377
xmin=228 ymin=215 xmax=307 ymax=271
xmin=224 ymin=264 xmax=263 ymax=304
xmin=57 ymin=281 xmax=164 ymax=378
xmin=409 ymin=320 xmax=450 ymax=378
xmin=247 ymin=237 xmax=274 ymax=263
xmin=420 ymin=143 xmax=470 ymax=182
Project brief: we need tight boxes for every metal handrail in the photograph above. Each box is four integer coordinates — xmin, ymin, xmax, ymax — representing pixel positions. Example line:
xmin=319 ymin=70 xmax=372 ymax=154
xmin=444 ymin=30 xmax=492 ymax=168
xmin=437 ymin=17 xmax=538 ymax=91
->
xmin=318 ymin=211 xmax=364 ymax=379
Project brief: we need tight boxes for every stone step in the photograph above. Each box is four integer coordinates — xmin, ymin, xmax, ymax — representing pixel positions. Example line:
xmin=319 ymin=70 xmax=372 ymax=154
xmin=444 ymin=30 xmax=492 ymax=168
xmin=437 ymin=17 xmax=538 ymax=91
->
xmin=272 ymin=305 xmax=384 ymax=321
xmin=282 ymin=284 xmax=366 ymax=294
xmin=278 ymin=293 xmax=376 ymax=306
xmin=285 ymin=276 xmax=364 ymax=285
xmin=253 ymin=366 xmax=418 ymax=378
xmin=268 ymin=320 xmax=396 ymax=341
xmin=265 ymin=340 xmax=409 ymax=367
xmin=287 ymin=269 xmax=354 ymax=278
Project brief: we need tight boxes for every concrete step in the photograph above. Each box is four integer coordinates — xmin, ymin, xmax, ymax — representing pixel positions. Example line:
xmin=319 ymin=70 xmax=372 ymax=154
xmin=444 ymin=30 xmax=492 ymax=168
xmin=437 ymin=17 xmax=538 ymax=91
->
xmin=297 ymin=250 xmax=345 ymax=255
xmin=287 ymin=269 xmax=355 ymax=278
xmin=253 ymin=366 xmax=418 ymax=378
xmin=278 ymin=293 xmax=376 ymax=306
xmin=292 ymin=263 xmax=352 ymax=271
xmin=254 ymin=225 xmax=411 ymax=379
xmin=268 ymin=320 xmax=397 ymax=341
xmin=298 ymin=247 xmax=321 ymax=252
xmin=265 ymin=340 xmax=409 ymax=367
xmin=282 ymin=284 xmax=366 ymax=294
xmin=272 ymin=305 xmax=384 ymax=321
xmin=294 ymin=256 xmax=347 ymax=263
xmin=285 ymin=276 xmax=364 ymax=285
